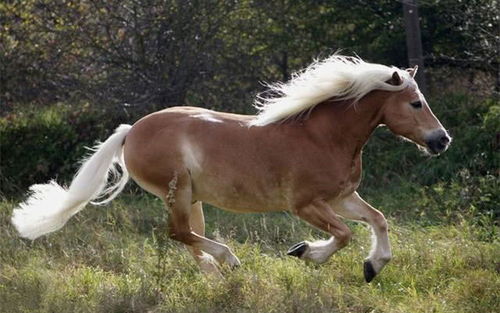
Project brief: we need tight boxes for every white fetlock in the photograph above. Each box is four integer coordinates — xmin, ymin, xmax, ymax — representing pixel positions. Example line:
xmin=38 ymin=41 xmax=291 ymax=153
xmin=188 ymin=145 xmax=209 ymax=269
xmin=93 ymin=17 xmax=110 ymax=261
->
xmin=198 ymin=252 xmax=223 ymax=278
xmin=302 ymin=238 xmax=336 ymax=263
xmin=366 ymin=254 xmax=391 ymax=274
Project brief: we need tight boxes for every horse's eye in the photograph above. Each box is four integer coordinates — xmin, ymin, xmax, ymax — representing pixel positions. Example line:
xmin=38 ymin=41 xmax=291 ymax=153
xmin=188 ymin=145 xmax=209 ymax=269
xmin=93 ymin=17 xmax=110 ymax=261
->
xmin=410 ymin=101 xmax=422 ymax=109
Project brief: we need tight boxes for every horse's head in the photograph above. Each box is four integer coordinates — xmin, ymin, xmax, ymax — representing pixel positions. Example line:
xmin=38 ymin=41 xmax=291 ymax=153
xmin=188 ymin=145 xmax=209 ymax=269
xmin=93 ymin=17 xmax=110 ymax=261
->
xmin=381 ymin=67 xmax=451 ymax=155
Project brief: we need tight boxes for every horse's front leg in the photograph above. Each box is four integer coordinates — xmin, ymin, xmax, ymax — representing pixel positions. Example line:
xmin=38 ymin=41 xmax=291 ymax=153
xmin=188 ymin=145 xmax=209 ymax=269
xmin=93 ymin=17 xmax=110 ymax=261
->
xmin=287 ymin=199 xmax=352 ymax=264
xmin=337 ymin=192 xmax=392 ymax=282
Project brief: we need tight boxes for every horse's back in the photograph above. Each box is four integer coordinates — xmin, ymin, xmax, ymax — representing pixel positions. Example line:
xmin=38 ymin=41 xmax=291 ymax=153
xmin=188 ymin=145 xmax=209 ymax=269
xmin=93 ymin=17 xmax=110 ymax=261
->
xmin=123 ymin=106 xmax=298 ymax=211
xmin=122 ymin=107 xmax=258 ymax=200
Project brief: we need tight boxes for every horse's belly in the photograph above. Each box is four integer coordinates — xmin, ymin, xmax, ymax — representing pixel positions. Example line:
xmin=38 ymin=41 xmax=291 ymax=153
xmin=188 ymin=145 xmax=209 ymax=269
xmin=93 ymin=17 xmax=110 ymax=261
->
xmin=195 ymin=190 xmax=289 ymax=213
xmin=192 ymin=178 xmax=290 ymax=213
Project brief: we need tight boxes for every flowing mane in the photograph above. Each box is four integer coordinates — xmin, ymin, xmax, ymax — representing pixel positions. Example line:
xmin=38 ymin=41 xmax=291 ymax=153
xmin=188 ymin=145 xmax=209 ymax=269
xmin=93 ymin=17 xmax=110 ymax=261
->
xmin=250 ymin=55 xmax=414 ymax=126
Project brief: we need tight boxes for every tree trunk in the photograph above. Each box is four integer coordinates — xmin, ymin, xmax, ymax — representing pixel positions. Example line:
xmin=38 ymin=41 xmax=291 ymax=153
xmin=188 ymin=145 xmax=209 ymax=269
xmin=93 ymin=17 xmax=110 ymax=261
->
xmin=403 ymin=0 xmax=427 ymax=95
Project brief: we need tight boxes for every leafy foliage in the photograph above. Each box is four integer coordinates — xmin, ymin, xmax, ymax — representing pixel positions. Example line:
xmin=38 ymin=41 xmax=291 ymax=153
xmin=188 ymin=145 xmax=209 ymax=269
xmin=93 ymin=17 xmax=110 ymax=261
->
xmin=1 ymin=0 xmax=497 ymax=112
xmin=0 ymin=103 xmax=126 ymax=195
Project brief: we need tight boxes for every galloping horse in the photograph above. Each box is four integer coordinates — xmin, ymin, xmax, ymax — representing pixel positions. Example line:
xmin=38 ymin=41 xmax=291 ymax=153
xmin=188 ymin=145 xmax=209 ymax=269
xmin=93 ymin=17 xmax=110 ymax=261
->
xmin=12 ymin=55 xmax=451 ymax=282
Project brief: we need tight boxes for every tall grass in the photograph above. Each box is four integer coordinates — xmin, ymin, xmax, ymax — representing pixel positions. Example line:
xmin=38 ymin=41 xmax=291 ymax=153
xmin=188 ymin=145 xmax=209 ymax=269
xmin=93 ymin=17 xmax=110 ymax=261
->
xmin=0 ymin=193 xmax=498 ymax=313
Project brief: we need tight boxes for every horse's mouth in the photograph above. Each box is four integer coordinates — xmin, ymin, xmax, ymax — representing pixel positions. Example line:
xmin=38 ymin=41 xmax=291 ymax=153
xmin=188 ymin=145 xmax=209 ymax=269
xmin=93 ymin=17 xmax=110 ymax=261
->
xmin=425 ymin=139 xmax=451 ymax=155
xmin=417 ymin=141 xmax=449 ymax=156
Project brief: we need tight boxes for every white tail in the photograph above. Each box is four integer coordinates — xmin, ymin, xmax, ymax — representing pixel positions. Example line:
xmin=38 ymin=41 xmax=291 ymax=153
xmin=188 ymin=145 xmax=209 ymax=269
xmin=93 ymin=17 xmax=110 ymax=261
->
xmin=11 ymin=124 xmax=132 ymax=240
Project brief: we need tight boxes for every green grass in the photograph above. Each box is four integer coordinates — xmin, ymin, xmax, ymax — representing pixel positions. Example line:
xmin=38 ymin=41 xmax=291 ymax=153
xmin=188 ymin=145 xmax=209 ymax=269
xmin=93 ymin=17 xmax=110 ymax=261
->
xmin=0 ymin=193 xmax=498 ymax=313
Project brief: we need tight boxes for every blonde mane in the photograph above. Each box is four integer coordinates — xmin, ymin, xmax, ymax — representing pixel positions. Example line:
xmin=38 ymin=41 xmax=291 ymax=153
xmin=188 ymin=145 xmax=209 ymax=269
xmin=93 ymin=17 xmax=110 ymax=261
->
xmin=251 ymin=54 xmax=414 ymax=126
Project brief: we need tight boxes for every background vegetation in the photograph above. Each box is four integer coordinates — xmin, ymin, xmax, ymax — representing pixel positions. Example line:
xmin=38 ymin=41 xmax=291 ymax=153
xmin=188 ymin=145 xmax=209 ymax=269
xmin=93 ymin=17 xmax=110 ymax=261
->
xmin=0 ymin=0 xmax=498 ymax=312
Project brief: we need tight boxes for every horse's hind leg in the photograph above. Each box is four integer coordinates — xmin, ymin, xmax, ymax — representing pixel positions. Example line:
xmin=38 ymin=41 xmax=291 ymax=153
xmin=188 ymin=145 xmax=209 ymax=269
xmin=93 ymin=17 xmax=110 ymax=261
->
xmin=337 ymin=192 xmax=391 ymax=283
xmin=185 ymin=201 xmax=221 ymax=276
xmin=165 ymin=173 xmax=240 ymax=269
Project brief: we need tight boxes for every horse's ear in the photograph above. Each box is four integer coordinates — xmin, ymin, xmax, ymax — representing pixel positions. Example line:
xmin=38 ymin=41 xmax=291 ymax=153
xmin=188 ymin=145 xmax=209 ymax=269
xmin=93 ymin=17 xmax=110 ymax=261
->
xmin=406 ymin=65 xmax=418 ymax=78
xmin=386 ymin=71 xmax=403 ymax=86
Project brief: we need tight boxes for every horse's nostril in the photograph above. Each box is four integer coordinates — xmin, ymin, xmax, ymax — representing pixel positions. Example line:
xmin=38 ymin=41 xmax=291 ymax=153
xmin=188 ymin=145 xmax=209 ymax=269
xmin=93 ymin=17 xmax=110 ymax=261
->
xmin=440 ymin=136 xmax=450 ymax=145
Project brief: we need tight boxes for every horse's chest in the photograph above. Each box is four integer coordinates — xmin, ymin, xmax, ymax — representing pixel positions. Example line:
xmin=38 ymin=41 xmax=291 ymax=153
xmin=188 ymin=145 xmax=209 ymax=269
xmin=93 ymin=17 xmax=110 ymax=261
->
xmin=346 ymin=155 xmax=362 ymax=190
xmin=324 ymin=153 xmax=362 ymax=198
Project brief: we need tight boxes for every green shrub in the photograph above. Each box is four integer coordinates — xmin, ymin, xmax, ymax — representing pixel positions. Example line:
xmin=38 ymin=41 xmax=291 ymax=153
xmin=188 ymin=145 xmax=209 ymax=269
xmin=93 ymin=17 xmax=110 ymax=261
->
xmin=0 ymin=103 xmax=121 ymax=196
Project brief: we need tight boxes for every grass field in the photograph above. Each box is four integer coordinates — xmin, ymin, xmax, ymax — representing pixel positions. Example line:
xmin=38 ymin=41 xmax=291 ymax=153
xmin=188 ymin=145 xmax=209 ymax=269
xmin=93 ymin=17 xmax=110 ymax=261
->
xmin=1 ymin=191 xmax=498 ymax=313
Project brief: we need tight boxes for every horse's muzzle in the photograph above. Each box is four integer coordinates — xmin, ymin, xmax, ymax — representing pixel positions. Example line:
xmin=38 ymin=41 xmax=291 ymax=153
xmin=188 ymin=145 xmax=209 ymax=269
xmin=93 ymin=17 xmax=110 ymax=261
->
xmin=425 ymin=129 xmax=451 ymax=155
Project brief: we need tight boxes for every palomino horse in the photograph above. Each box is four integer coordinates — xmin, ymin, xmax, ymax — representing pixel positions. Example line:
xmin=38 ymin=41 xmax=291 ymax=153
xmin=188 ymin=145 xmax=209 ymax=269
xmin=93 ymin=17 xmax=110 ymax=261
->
xmin=12 ymin=55 xmax=451 ymax=282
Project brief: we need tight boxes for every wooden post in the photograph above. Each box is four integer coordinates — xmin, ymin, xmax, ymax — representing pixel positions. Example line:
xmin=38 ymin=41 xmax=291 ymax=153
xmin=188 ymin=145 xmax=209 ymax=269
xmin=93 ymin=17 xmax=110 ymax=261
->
xmin=403 ymin=0 xmax=427 ymax=94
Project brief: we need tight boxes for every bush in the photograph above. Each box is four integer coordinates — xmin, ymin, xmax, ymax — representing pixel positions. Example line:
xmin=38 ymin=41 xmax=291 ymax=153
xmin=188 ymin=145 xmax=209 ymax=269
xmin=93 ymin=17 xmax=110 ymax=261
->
xmin=0 ymin=103 xmax=127 ymax=196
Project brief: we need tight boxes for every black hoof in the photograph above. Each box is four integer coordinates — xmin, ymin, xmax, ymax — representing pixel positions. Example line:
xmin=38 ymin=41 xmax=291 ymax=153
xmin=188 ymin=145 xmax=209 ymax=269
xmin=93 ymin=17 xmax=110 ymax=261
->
xmin=363 ymin=260 xmax=377 ymax=283
xmin=287 ymin=241 xmax=308 ymax=258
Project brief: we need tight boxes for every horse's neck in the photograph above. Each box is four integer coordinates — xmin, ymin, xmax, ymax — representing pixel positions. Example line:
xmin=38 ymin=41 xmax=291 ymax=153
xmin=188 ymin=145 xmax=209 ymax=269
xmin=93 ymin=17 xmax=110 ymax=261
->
xmin=304 ymin=94 xmax=385 ymax=153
